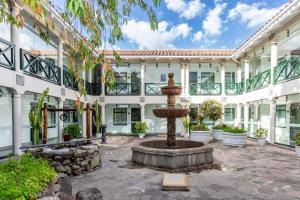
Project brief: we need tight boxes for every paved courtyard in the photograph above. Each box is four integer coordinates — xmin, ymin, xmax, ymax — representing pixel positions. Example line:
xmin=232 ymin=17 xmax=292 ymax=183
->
xmin=72 ymin=136 xmax=300 ymax=200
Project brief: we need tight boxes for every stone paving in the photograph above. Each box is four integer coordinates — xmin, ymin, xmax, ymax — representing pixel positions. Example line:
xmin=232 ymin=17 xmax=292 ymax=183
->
xmin=71 ymin=136 xmax=300 ymax=200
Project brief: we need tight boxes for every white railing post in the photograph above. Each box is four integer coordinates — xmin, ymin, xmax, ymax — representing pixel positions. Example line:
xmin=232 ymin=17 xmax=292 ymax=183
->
xmin=271 ymin=42 xmax=278 ymax=85
xmin=13 ymin=93 xmax=22 ymax=155
xmin=140 ymin=62 xmax=145 ymax=96
xmin=221 ymin=65 xmax=225 ymax=96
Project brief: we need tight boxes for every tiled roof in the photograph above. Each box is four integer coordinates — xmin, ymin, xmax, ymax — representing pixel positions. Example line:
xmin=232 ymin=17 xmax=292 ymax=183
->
xmin=102 ymin=49 xmax=236 ymax=57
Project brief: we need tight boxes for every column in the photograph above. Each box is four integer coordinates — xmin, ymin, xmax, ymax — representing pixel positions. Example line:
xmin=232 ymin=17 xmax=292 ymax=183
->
xmin=254 ymin=103 xmax=260 ymax=128
xmin=100 ymin=67 xmax=105 ymax=96
xmin=244 ymin=104 xmax=249 ymax=133
xmin=221 ymin=65 xmax=225 ymax=96
xmin=140 ymin=62 xmax=145 ymax=96
xmin=270 ymin=42 xmax=278 ymax=85
xmin=10 ymin=6 xmax=21 ymax=72
xmin=237 ymin=66 xmax=242 ymax=83
xmin=58 ymin=99 xmax=64 ymax=142
xmin=236 ymin=103 xmax=242 ymax=128
xmin=82 ymin=103 xmax=87 ymax=138
xmin=185 ymin=63 xmax=190 ymax=96
xmin=13 ymin=93 xmax=22 ymax=155
xmin=269 ymin=100 xmax=276 ymax=143
xmin=140 ymin=103 xmax=145 ymax=122
xmin=180 ymin=64 xmax=185 ymax=95
xmin=57 ymin=39 xmax=64 ymax=85
xmin=244 ymin=59 xmax=250 ymax=90
xmin=101 ymin=104 xmax=106 ymax=124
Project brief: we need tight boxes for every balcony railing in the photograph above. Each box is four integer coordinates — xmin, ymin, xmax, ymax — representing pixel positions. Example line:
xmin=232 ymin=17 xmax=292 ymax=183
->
xmin=0 ymin=38 xmax=14 ymax=70
xmin=225 ymin=82 xmax=245 ymax=95
xmin=190 ymin=83 xmax=222 ymax=95
xmin=20 ymin=49 xmax=61 ymax=85
xmin=63 ymin=66 xmax=78 ymax=90
xmin=86 ymin=81 xmax=101 ymax=95
xmin=246 ymin=69 xmax=270 ymax=92
xmin=145 ymin=83 xmax=181 ymax=95
xmin=236 ymin=82 xmax=245 ymax=94
xmin=274 ymin=56 xmax=300 ymax=84
xmin=105 ymin=83 xmax=140 ymax=95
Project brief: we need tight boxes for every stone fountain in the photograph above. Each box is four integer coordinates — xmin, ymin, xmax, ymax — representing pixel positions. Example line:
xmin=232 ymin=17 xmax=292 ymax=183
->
xmin=131 ymin=73 xmax=213 ymax=169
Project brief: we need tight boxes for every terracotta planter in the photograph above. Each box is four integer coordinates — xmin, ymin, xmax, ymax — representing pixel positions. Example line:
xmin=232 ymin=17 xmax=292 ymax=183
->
xmin=212 ymin=129 xmax=223 ymax=140
xmin=257 ymin=138 xmax=266 ymax=145
xmin=296 ymin=145 xmax=300 ymax=157
xmin=190 ymin=131 xmax=212 ymax=143
xmin=63 ymin=135 xmax=71 ymax=142
xmin=223 ymin=132 xmax=247 ymax=147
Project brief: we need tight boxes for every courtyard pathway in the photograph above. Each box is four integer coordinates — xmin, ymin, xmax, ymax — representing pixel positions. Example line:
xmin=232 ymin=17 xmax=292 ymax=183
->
xmin=71 ymin=136 xmax=300 ymax=200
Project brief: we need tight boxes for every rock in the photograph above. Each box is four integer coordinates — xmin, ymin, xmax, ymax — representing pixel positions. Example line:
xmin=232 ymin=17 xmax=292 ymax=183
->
xmin=80 ymin=160 xmax=88 ymax=167
xmin=51 ymin=161 xmax=60 ymax=166
xmin=74 ymin=150 xmax=85 ymax=158
xmin=57 ymin=173 xmax=72 ymax=195
xmin=80 ymin=145 xmax=98 ymax=153
xmin=59 ymin=192 xmax=74 ymax=200
xmin=63 ymin=159 xmax=71 ymax=165
xmin=56 ymin=165 xmax=67 ymax=172
xmin=54 ymin=156 xmax=63 ymax=161
xmin=72 ymin=165 xmax=80 ymax=170
xmin=90 ymin=156 xmax=100 ymax=169
xmin=76 ymin=188 xmax=103 ymax=200
xmin=39 ymin=196 xmax=59 ymax=200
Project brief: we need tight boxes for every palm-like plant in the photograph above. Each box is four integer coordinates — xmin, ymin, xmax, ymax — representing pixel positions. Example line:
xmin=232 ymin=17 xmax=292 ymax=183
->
xmin=29 ymin=88 xmax=49 ymax=145
xmin=182 ymin=116 xmax=190 ymax=133
xmin=93 ymin=100 xmax=102 ymax=134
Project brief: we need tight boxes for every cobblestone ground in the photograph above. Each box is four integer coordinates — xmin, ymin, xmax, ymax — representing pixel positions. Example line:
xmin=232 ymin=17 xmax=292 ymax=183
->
xmin=72 ymin=136 xmax=300 ymax=200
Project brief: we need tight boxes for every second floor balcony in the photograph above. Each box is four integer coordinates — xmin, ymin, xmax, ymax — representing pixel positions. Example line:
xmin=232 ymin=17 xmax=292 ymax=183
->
xmin=105 ymin=82 xmax=140 ymax=95
xmin=190 ymin=83 xmax=222 ymax=95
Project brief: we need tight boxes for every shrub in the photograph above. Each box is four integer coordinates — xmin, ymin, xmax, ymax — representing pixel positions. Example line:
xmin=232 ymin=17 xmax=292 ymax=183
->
xmin=134 ymin=122 xmax=148 ymax=134
xmin=0 ymin=153 xmax=56 ymax=200
xmin=212 ymin=124 xmax=227 ymax=130
xmin=223 ymin=126 xmax=246 ymax=134
xmin=255 ymin=128 xmax=268 ymax=138
xmin=295 ymin=132 xmax=300 ymax=146
xmin=190 ymin=124 xmax=210 ymax=131
xmin=63 ymin=124 xmax=81 ymax=139
xmin=182 ymin=116 xmax=190 ymax=132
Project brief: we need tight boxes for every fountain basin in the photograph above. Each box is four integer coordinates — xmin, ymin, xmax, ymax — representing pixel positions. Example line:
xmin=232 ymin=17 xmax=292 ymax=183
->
xmin=131 ymin=140 xmax=213 ymax=169
xmin=161 ymin=86 xmax=182 ymax=96
xmin=153 ymin=108 xmax=190 ymax=118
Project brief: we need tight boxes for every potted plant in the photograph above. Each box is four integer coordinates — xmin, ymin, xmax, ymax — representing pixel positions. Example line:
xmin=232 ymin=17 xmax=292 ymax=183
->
xmin=182 ymin=116 xmax=190 ymax=138
xmin=206 ymin=100 xmax=223 ymax=141
xmin=223 ymin=126 xmax=247 ymax=147
xmin=29 ymin=88 xmax=49 ymax=145
xmin=63 ymin=124 xmax=81 ymax=142
xmin=93 ymin=100 xmax=102 ymax=138
xmin=212 ymin=123 xmax=227 ymax=141
xmin=134 ymin=122 xmax=148 ymax=139
xmin=295 ymin=132 xmax=300 ymax=157
xmin=255 ymin=127 xmax=268 ymax=145
xmin=190 ymin=105 xmax=212 ymax=143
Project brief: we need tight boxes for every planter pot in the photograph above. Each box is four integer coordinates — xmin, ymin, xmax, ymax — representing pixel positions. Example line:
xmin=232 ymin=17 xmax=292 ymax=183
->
xmin=212 ymin=130 xmax=223 ymax=140
xmin=138 ymin=133 xmax=145 ymax=139
xmin=63 ymin=135 xmax=71 ymax=142
xmin=257 ymin=138 xmax=266 ymax=145
xmin=223 ymin=132 xmax=247 ymax=147
xmin=296 ymin=145 xmax=300 ymax=157
xmin=190 ymin=131 xmax=212 ymax=143
xmin=96 ymin=132 xmax=101 ymax=139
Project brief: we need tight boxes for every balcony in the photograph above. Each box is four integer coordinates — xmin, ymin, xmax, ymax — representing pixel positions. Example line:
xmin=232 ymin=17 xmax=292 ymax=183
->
xmin=0 ymin=37 xmax=14 ymax=70
xmin=20 ymin=49 xmax=61 ymax=85
xmin=246 ymin=69 xmax=270 ymax=92
xmin=190 ymin=83 xmax=222 ymax=95
xmin=225 ymin=82 xmax=245 ymax=95
xmin=274 ymin=56 xmax=300 ymax=84
xmin=145 ymin=83 xmax=181 ymax=95
xmin=86 ymin=81 xmax=101 ymax=95
xmin=105 ymin=83 xmax=140 ymax=95
xmin=63 ymin=66 xmax=78 ymax=90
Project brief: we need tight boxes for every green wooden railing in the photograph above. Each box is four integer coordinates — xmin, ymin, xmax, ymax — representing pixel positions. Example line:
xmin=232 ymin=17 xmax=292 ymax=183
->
xmin=86 ymin=81 xmax=101 ymax=95
xmin=20 ymin=49 xmax=61 ymax=85
xmin=105 ymin=82 xmax=140 ymax=95
xmin=225 ymin=83 xmax=237 ymax=95
xmin=246 ymin=69 xmax=270 ymax=92
xmin=190 ymin=83 xmax=222 ymax=95
xmin=0 ymin=37 xmax=14 ymax=70
xmin=145 ymin=83 xmax=181 ymax=95
xmin=274 ymin=56 xmax=300 ymax=84
xmin=236 ymin=82 xmax=244 ymax=94
xmin=63 ymin=66 xmax=78 ymax=90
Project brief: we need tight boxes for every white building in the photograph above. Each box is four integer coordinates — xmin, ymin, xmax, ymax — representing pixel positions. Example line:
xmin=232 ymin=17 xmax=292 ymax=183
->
xmin=1 ymin=0 xmax=300 ymax=157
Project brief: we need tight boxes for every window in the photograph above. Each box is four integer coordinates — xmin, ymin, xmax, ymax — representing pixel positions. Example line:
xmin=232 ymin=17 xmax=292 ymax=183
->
xmin=224 ymin=108 xmax=235 ymax=121
xmin=160 ymin=74 xmax=166 ymax=82
xmin=189 ymin=72 xmax=197 ymax=84
xmin=189 ymin=108 xmax=198 ymax=123
xmin=201 ymin=72 xmax=214 ymax=83
xmin=113 ymin=108 xmax=127 ymax=125
xmin=290 ymin=103 xmax=300 ymax=124
xmin=30 ymin=103 xmax=56 ymax=127
xmin=276 ymin=105 xmax=286 ymax=124
xmin=225 ymin=72 xmax=235 ymax=84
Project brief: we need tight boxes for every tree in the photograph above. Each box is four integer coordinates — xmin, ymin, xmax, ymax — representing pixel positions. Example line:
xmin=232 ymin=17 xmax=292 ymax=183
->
xmin=199 ymin=99 xmax=222 ymax=126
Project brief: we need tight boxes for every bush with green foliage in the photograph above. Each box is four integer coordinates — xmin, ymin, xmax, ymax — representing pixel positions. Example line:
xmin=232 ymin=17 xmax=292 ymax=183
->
xmin=182 ymin=116 xmax=190 ymax=132
xmin=63 ymin=124 xmax=81 ymax=139
xmin=255 ymin=127 xmax=268 ymax=138
xmin=223 ymin=126 xmax=246 ymax=134
xmin=0 ymin=153 xmax=56 ymax=200
xmin=295 ymin=132 xmax=300 ymax=146
xmin=190 ymin=124 xmax=210 ymax=131
xmin=212 ymin=124 xmax=227 ymax=130
xmin=134 ymin=122 xmax=148 ymax=134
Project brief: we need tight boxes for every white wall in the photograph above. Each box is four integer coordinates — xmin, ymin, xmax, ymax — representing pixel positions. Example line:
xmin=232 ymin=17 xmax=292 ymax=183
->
xmin=0 ymin=88 xmax=13 ymax=149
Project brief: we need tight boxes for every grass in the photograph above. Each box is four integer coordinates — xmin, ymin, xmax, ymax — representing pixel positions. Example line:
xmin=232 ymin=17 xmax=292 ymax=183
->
xmin=223 ymin=126 xmax=246 ymax=134
xmin=0 ymin=153 xmax=56 ymax=200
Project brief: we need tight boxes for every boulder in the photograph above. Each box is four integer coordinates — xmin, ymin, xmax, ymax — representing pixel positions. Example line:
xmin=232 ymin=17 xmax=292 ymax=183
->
xmin=76 ymin=188 xmax=103 ymax=200
xmin=57 ymin=173 xmax=72 ymax=195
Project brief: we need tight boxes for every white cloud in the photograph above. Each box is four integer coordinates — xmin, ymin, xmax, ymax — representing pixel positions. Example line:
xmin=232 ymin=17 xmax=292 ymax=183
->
xmin=122 ymin=20 xmax=192 ymax=49
xmin=228 ymin=2 xmax=280 ymax=28
xmin=165 ymin=0 xmax=205 ymax=20
xmin=192 ymin=31 xmax=203 ymax=41
xmin=202 ymin=2 xmax=227 ymax=37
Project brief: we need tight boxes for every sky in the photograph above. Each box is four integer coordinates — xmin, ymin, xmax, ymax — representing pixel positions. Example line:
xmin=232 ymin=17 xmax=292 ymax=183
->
xmin=9 ymin=0 xmax=289 ymax=51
